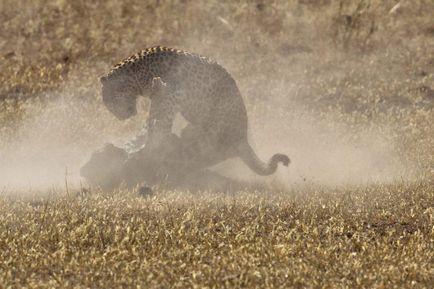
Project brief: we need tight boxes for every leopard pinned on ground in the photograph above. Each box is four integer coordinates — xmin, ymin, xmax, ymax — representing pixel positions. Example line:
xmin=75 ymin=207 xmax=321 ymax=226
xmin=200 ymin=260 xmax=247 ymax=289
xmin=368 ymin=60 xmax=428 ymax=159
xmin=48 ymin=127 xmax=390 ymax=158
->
xmin=100 ymin=46 xmax=290 ymax=176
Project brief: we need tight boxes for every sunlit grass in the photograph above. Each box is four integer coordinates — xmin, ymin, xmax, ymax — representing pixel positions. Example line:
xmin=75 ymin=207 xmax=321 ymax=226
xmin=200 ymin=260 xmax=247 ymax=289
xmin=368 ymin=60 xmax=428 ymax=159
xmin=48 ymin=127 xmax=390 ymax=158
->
xmin=0 ymin=0 xmax=433 ymax=287
xmin=1 ymin=183 xmax=433 ymax=287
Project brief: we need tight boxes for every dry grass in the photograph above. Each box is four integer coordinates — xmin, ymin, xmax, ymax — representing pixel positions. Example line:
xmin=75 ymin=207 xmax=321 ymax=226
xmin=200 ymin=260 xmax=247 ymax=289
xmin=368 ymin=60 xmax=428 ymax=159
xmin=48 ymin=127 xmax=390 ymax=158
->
xmin=0 ymin=0 xmax=433 ymax=287
xmin=1 ymin=184 xmax=433 ymax=288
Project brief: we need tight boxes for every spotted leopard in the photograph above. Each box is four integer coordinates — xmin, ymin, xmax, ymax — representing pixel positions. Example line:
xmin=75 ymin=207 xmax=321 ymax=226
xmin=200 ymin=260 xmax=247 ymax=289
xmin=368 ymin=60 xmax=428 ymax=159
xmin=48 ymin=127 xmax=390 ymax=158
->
xmin=100 ymin=46 xmax=290 ymax=176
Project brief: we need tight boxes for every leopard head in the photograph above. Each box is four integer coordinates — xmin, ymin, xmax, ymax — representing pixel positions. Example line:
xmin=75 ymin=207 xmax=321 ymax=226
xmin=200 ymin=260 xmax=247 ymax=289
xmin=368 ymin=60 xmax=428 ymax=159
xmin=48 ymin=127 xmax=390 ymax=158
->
xmin=100 ymin=74 xmax=139 ymax=120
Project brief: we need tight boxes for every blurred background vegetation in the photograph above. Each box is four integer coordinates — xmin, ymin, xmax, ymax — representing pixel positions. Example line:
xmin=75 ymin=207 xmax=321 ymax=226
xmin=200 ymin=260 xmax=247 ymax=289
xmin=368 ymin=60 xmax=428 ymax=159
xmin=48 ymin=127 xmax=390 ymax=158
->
xmin=1 ymin=0 xmax=432 ymax=101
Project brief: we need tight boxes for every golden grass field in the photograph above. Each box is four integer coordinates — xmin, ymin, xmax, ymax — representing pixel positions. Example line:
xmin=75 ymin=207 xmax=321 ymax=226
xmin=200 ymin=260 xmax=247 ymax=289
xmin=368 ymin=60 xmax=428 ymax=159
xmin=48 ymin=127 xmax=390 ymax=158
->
xmin=0 ymin=0 xmax=433 ymax=287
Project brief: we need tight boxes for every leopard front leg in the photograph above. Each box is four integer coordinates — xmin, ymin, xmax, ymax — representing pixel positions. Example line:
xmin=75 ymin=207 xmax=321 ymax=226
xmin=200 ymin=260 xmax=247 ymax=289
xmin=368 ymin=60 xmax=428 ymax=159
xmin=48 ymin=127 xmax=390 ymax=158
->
xmin=146 ymin=77 xmax=177 ymax=150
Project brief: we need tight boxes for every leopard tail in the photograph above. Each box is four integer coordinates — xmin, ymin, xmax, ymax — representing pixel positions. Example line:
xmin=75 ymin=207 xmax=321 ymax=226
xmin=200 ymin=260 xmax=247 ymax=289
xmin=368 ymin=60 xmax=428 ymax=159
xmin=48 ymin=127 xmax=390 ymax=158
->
xmin=237 ymin=142 xmax=290 ymax=176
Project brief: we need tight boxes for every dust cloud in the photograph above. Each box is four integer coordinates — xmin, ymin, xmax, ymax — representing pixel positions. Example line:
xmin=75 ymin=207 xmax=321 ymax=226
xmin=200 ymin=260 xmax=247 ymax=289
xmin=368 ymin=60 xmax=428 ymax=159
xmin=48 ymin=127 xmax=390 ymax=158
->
xmin=0 ymin=81 xmax=409 ymax=192
xmin=0 ymin=91 xmax=142 ymax=191
xmin=215 ymin=106 xmax=407 ymax=188
xmin=2 ymin=0 xmax=426 ymax=192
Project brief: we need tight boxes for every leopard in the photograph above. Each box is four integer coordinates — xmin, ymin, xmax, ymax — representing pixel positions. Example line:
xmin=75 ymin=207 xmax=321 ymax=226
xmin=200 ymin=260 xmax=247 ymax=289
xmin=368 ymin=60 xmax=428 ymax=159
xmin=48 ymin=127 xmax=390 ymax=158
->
xmin=100 ymin=46 xmax=290 ymax=176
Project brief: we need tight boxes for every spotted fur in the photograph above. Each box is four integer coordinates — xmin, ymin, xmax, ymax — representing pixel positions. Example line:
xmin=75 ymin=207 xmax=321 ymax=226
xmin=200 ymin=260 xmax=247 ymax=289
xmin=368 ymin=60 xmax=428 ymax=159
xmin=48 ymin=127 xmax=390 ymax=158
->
xmin=101 ymin=46 xmax=290 ymax=176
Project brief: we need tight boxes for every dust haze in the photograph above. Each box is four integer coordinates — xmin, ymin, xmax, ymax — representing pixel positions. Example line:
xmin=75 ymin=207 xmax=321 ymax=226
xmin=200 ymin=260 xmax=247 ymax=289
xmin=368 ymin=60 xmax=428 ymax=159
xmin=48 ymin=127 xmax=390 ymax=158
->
xmin=0 ymin=0 xmax=429 ymax=191
xmin=218 ymin=106 xmax=407 ymax=187
xmin=1 ymin=2 xmax=433 ymax=287
xmin=0 ymin=76 xmax=409 ymax=191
